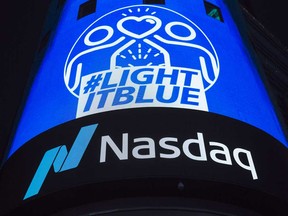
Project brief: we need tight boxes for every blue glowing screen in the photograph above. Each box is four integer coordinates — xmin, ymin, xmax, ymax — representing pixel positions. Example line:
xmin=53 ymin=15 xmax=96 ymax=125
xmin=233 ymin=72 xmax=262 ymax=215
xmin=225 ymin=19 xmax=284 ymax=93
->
xmin=8 ymin=0 xmax=287 ymax=157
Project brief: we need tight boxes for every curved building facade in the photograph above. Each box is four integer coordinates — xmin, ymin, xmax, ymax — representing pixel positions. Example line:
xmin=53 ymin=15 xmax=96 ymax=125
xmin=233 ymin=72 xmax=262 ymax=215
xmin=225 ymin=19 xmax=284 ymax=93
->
xmin=1 ymin=0 xmax=288 ymax=215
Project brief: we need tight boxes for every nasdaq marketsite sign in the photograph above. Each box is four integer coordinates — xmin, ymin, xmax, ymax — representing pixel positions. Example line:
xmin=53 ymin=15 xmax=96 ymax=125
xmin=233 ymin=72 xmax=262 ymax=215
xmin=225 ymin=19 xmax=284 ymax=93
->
xmin=1 ymin=1 xmax=288 ymax=215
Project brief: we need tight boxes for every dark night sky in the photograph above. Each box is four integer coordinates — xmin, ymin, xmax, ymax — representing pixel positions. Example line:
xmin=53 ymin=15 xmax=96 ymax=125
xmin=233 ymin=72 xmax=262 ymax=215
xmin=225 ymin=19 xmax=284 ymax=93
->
xmin=241 ymin=0 xmax=288 ymax=48
xmin=0 ymin=0 xmax=288 ymax=161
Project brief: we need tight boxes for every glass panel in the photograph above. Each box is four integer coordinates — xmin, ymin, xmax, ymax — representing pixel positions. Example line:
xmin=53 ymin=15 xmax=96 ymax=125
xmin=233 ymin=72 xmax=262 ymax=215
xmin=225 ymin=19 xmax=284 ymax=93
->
xmin=204 ymin=1 xmax=223 ymax=22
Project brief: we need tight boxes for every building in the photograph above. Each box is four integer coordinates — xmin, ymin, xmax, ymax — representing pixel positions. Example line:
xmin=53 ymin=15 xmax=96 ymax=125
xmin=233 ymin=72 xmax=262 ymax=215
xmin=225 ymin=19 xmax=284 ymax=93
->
xmin=1 ymin=0 xmax=288 ymax=215
xmin=239 ymin=2 xmax=288 ymax=138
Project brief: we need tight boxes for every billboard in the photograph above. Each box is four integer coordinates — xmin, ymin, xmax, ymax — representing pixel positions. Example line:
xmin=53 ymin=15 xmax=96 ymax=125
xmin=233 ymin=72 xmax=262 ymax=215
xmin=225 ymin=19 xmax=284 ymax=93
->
xmin=1 ymin=0 xmax=288 ymax=215
xmin=8 ymin=1 xmax=287 ymax=157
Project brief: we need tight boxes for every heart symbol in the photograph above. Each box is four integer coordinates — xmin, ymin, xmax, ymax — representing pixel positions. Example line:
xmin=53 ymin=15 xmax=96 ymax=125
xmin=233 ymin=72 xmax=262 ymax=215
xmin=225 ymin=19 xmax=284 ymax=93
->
xmin=117 ymin=15 xmax=162 ymax=39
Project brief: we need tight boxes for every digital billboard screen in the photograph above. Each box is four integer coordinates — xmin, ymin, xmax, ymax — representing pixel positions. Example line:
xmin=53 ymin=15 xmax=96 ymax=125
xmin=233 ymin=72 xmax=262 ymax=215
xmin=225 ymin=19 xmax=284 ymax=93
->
xmin=1 ymin=0 xmax=288 ymax=215
xmin=8 ymin=0 xmax=287 ymax=157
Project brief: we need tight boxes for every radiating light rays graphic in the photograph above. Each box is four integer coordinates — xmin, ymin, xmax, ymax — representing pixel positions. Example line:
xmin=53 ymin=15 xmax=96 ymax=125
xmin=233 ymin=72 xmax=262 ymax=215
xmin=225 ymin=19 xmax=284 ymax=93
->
xmin=128 ymin=49 xmax=137 ymax=60
xmin=138 ymin=43 xmax=142 ymax=59
xmin=121 ymin=7 xmax=157 ymax=18
xmin=117 ymin=42 xmax=160 ymax=67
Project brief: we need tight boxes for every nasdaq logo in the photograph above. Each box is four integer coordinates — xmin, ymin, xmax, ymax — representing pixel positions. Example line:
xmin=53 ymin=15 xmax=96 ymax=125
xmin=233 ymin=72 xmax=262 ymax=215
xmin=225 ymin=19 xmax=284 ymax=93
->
xmin=64 ymin=5 xmax=220 ymax=117
xmin=24 ymin=123 xmax=259 ymax=200
xmin=23 ymin=124 xmax=98 ymax=200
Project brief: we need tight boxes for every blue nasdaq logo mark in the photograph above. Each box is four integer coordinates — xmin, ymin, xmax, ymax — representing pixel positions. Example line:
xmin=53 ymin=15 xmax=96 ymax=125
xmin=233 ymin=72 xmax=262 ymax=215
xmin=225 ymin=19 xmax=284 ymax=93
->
xmin=23 ymin=124 xmax=98 ymax=200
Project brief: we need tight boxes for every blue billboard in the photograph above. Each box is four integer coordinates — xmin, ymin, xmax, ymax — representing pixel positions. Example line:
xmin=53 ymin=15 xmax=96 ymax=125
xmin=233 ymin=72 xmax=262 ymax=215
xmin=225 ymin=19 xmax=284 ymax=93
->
xmin=8 ymin=0 xmax=287 ymax=158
